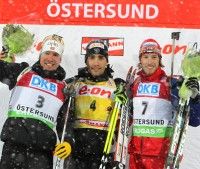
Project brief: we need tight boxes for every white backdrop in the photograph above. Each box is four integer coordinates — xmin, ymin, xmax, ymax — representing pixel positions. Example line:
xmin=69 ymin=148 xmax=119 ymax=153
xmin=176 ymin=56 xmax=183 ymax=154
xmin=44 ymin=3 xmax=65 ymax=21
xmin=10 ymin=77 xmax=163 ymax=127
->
xmin=0 ymin=24 xmax=200 ymax=168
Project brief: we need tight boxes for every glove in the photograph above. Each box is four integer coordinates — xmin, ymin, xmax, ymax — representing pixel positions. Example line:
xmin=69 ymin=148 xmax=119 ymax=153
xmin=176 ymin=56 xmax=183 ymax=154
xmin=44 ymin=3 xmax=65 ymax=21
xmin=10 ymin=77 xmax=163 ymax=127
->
xmin=114 ymin=83 xmax=128 ymax=105
xmin=185 ymin=77 xmax=199 ymax=99
xmin=54 ymin=141 xmax=71 ymax=160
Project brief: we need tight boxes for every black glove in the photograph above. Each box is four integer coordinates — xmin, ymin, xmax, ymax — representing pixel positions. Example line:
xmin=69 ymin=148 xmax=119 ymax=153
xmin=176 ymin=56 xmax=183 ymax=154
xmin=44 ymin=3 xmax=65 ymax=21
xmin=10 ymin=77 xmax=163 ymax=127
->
xmin=185 ymin=77 xmax=199 ymax=98
xmin=176 ymin=76 xmax=184 ymax=88
xmin=2 ymin=45 xmax=9 ymax=54
xmin=63 ymin=78 xmax=76 ymax=97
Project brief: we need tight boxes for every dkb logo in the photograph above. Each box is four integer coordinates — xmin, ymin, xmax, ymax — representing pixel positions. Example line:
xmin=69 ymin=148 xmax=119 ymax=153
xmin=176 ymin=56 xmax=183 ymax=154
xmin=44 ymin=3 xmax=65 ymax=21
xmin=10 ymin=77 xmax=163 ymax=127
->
xmin=30 ymin=75 xmax=57 ymax=95
xmin=137 ymin=83 xmax=160 ymax=96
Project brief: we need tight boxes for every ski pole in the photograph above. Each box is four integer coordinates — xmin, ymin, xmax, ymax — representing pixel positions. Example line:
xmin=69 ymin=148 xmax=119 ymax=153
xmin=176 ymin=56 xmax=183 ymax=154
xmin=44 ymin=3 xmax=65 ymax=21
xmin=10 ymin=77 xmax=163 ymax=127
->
xmin=113 ymin=67 xmax=137 ymax=169
xmin=165 ymin=98 xmax=189 ymax=169
xmin=170 ymin=32 xmax=180 ymax=79
xmin=170 ymin=75 xmax=195 ymax=168
xmin=113 ymin=104 xmax=129 ymax=169
xmin=172 ymin=100 xmax=190 ymax=169
xmin=54 ymin=96 xmax=72 ymax=169
xmin=99 ymin=101 xmax=121 ymax=169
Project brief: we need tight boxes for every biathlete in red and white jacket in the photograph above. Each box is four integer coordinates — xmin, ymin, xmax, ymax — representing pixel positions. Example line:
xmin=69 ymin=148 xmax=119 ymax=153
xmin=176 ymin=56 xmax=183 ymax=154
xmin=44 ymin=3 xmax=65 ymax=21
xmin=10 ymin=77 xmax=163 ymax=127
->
xmin=128 ymin=39 xmax=200 ymax=169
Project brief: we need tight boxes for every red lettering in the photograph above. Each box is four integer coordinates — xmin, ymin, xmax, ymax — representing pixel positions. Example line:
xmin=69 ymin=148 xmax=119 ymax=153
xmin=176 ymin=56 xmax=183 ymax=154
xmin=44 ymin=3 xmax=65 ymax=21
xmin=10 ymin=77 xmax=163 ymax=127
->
xmin=79 ymin=86 xmax=111 ymax=97
xmin=91 ymin=87 xmax=101 ymax=95
xmin=174 ymin=45 xmax=187 ymax=55
xmin=109 ymin=41 xmax=124 ymax=47
xmin=162 ymin=44 xmax=187 ymax=55
xmin=100 ymin=89 xmax=111 ymax=98
xmin=79 ymin=85 xmax=88 ymax=95
xmin=110 ymin=41 xmax=117 ymax=47
xmin=162 ymin=44 xmax=171 ymax=54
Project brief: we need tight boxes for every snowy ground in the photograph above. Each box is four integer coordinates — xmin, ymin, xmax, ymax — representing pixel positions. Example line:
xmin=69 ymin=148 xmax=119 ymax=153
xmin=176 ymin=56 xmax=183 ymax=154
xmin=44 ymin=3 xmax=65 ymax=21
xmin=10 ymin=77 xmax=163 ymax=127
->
xmin=0 ymin=82 xmax=200 ymax=169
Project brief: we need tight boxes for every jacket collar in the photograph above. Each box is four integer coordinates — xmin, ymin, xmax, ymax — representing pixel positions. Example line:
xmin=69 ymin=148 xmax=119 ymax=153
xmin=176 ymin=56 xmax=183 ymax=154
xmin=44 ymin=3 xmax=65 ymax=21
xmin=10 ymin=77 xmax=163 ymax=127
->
xmin=138 ymin=67 xmax=166 ymax=82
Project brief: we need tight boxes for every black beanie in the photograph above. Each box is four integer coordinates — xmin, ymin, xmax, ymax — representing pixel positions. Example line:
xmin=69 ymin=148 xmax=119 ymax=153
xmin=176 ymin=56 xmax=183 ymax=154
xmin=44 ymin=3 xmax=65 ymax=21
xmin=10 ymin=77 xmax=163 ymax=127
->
xmin=85 ymin=40 xmax=108 ymax=63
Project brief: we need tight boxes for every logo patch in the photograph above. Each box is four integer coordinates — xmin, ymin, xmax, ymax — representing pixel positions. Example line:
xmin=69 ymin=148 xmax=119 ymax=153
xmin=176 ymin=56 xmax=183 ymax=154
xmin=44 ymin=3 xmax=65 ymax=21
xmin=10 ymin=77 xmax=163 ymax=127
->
xmin=30 ymin=75 xmax=57 ymax=95
xmin=94 ymin=48 xmax=100 ymax=54
xmin=137 ymin=83 xmax=160 ymax=96
xmin=88 ymin=42 xmax=105 ymax=49
xmin=78 ymin=84 xmax=112 ymax=98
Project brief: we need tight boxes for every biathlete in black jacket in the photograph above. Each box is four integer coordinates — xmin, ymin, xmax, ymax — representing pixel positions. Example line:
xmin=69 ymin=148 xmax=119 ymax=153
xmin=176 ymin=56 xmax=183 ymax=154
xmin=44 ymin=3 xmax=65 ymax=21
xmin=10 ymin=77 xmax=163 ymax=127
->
xmin=0 ymin=34 xmax=71 ymax=169
xmin=54 ymin=40 xmax=128 ymax=169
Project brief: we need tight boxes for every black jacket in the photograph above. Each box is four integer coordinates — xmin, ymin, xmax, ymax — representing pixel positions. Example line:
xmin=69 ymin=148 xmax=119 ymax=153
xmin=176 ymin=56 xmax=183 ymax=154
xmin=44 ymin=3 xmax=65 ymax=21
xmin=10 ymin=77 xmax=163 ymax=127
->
xmin=64 ymin=66 xmax=125 ymax=158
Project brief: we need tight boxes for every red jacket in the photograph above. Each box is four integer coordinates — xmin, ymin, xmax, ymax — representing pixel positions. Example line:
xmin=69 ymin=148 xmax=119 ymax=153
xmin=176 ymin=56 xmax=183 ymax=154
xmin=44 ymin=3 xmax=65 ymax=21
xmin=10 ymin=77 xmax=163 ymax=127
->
xmin=129 ymin=67 xmax=172 ymax=157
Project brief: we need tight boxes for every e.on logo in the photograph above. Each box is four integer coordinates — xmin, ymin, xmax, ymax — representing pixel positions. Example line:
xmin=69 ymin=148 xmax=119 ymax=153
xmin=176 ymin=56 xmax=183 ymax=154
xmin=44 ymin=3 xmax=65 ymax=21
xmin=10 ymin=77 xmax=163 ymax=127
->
xmin=78 ymin=85 xmax=111 ymax=98
xmin=162 ymin=44 xmax=187 ymax=55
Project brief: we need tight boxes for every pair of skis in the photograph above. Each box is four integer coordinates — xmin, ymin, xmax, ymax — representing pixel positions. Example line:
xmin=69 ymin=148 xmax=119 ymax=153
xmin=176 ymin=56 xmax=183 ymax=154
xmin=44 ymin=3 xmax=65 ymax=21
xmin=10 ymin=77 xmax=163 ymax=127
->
xmin=165 ymin=32 xmax=186 ymax=169
xmin=165 ymin=35 xmax=200 ymax=169
xmin=99 ymin=101 xmax=122 ymax=169
xmin=99 ymin=66 xmax=136 ymax=169
xmin=165 ymin=98 xmax=190 ymax=169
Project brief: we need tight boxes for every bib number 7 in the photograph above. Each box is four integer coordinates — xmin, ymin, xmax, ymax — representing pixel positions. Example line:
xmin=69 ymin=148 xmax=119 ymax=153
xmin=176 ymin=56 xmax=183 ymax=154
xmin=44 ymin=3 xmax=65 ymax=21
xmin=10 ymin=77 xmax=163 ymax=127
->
xmin=142 ymin=101 xmax=148 ymax=115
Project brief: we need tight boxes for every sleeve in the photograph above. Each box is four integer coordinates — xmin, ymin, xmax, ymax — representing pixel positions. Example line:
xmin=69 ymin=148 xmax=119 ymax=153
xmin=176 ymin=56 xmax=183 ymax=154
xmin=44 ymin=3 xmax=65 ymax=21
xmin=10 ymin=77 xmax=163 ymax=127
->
xmin=170 ymin=77 xmax=180 ymax=109
xmin=188 ymin=95 xmax=200 ymax=127
xmin=0 ymin=60 xmax=29 ymax=89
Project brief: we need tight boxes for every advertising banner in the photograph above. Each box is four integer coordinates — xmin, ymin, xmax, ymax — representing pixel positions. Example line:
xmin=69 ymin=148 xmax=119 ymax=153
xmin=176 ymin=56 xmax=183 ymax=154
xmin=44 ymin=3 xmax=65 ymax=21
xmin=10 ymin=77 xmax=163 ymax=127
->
xmin=1 ymin=0 xmax=200 ymax=28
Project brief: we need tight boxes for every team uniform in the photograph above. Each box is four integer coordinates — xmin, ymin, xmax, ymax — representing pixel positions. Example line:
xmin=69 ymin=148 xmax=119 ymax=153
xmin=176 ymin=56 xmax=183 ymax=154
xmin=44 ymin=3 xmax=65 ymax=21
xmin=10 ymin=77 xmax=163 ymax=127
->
xmin=128 ymin=67 xmax=200 ymax=169
xmin=64 ymin=66 xmax=124 ymax=169
xmin=58 ymin=39 xmax=127 ymax=169
xmin=0 ymin=61 xmax=66 ymax=169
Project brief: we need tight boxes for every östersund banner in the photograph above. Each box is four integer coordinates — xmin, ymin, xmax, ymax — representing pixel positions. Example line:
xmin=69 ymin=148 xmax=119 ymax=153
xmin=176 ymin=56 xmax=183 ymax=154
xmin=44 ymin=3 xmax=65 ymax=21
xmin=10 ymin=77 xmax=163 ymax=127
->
xmin=1 ymin=0 xmax=200 ymax=28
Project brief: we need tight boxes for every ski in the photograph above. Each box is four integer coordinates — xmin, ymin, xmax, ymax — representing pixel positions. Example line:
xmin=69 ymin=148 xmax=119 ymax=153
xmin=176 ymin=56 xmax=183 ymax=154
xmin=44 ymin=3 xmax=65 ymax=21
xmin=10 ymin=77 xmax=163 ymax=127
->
xmin=165 ymin=99 xmax=190 ymax=169
xmin=165 ymin=42 xmax=200 ymax=169
xmin=99 ymin=66 xmax=136 ymax=169
xmin=113 ymin=104 xmax=129 ymax=169
xmin=113 ymin=66 xmax=137 ymax=169
xmin=172 ymin=100 xmax=190 ymax=169
xmin=99 ymin=101 xmax=121 ymax=169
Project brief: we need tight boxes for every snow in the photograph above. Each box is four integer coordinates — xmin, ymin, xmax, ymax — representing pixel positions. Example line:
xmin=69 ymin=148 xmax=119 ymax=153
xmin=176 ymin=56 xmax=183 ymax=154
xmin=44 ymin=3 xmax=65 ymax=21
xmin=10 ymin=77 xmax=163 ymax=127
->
xmin=0 ymin=24 xmax=200 ymax=168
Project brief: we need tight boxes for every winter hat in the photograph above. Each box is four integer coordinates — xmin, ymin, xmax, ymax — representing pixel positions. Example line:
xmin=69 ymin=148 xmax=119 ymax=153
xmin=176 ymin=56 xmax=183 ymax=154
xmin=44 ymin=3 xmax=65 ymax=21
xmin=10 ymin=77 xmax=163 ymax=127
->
xmin=139 ymin=38 xmax=164 ymax=67
xmin=139 ymin=38 xmax=161 ymax=57
xmin=85 ymin=40 xmax=108 ymax=63
xmin=40 ymin=34 xmax=64 ymax=57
